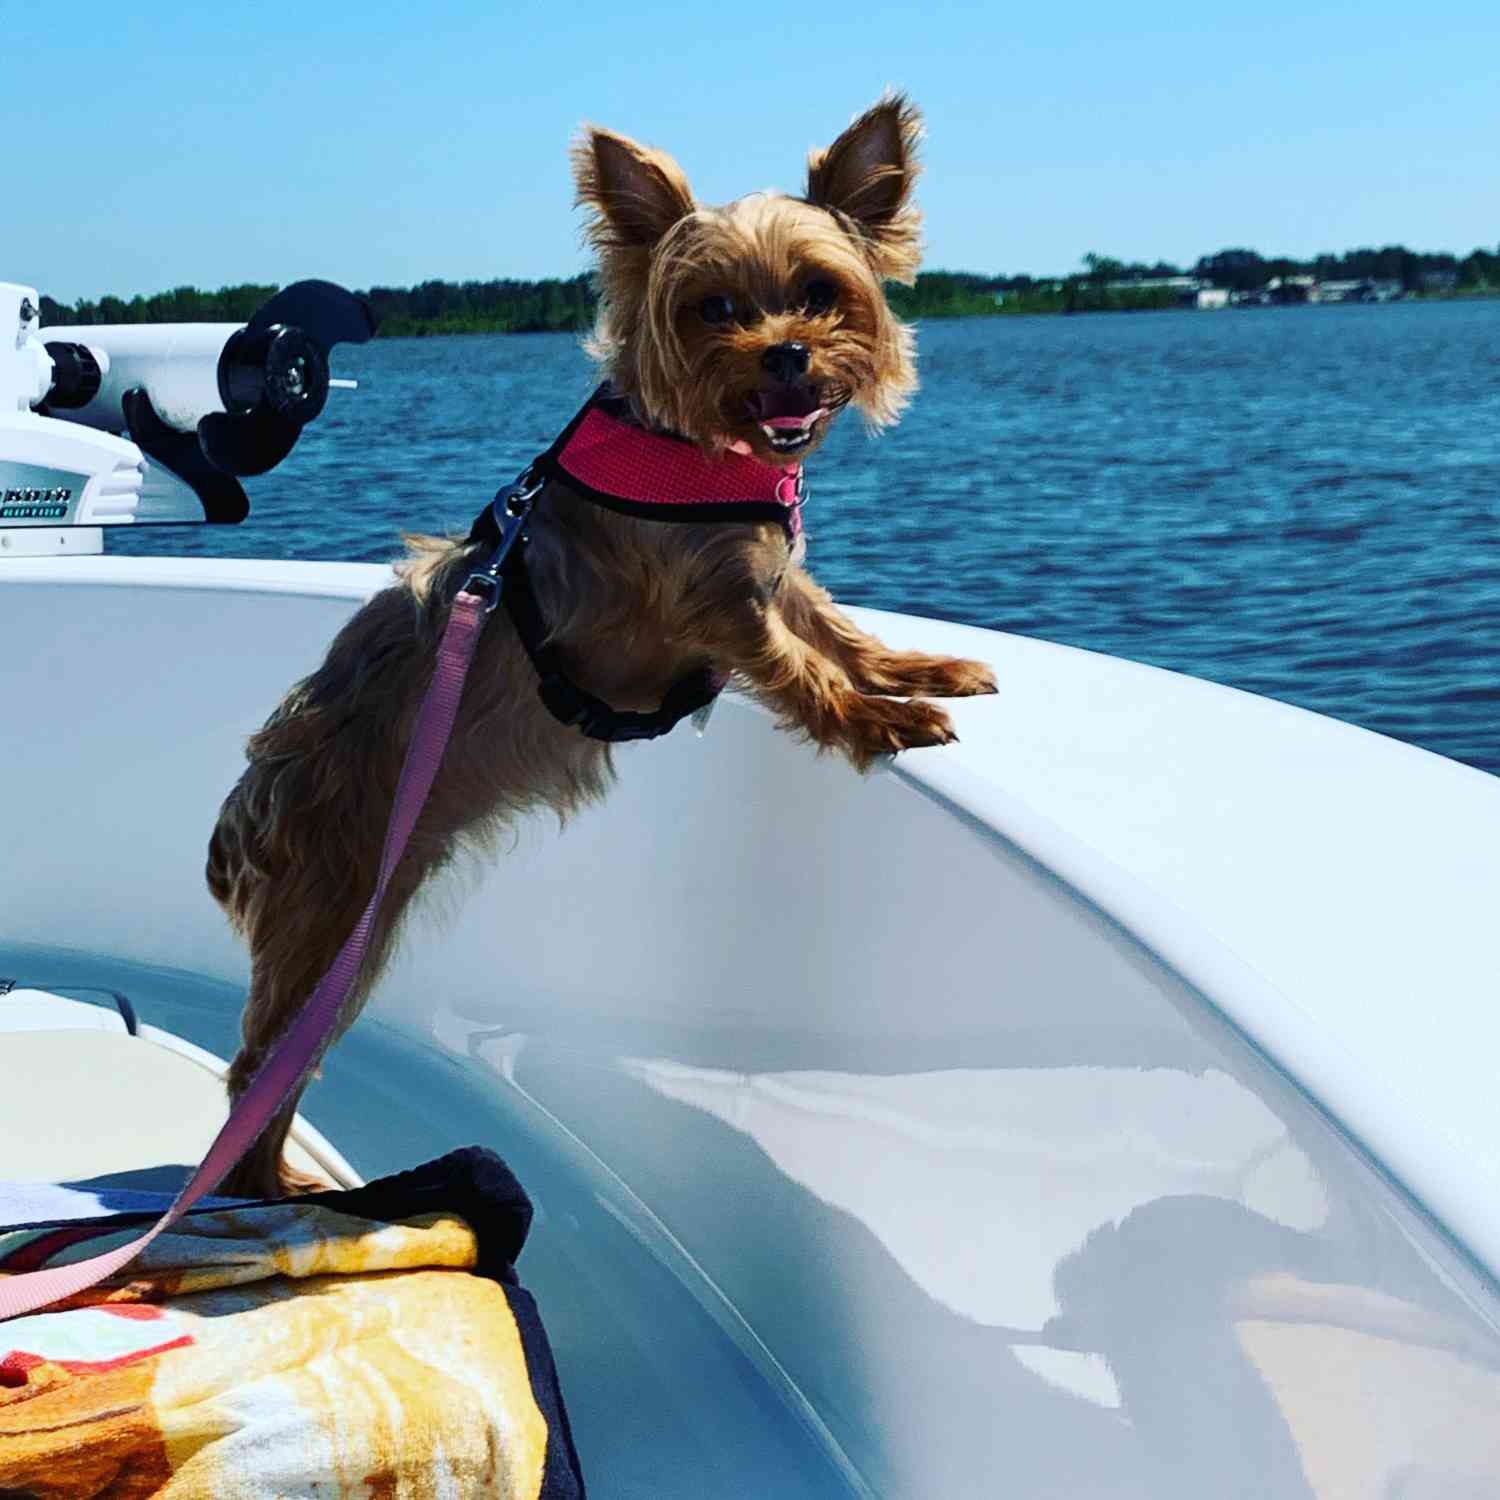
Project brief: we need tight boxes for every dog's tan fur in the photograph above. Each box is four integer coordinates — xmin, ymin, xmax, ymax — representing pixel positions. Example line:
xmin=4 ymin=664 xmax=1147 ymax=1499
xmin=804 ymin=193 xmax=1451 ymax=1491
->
xmin=206 ymin=94 xmax=996 ymax=1197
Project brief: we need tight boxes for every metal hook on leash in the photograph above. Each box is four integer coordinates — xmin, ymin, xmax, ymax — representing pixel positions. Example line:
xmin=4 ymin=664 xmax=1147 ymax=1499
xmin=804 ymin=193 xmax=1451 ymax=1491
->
xmin=462 ymin=467 xmax=544 ymax=612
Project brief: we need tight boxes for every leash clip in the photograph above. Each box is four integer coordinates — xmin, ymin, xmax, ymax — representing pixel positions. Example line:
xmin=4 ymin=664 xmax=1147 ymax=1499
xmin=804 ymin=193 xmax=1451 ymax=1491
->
xmin=462 ymin=467 xmax=543 ymax=612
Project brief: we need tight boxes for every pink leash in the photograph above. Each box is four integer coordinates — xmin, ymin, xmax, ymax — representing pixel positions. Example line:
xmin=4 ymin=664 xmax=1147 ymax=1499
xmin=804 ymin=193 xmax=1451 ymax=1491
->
xmin=0 ymin=588 xmax=492 ymax=1323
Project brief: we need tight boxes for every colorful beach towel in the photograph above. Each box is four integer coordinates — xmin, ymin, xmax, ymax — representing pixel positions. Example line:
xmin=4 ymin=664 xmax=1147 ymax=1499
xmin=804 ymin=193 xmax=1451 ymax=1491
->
xmin=0 ymin=1150 xmax=584 ymax=1498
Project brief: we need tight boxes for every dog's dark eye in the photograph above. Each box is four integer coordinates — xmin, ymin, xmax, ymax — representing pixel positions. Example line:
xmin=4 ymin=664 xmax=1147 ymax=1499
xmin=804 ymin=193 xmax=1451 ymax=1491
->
xmin=699 ymin=294 xmax=735 ymax=324
xmin=802 ymin=278 xmax=837 ymax=315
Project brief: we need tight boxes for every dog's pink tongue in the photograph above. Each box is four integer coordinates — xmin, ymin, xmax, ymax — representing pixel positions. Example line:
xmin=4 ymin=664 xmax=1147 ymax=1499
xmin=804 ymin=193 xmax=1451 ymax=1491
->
xmin=765 ymin=410 xmax=826 ymax=431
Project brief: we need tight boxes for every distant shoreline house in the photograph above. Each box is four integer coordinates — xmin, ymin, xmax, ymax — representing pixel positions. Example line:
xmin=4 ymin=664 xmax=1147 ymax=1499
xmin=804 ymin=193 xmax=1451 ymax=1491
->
xmin=1105 ymin=276 xmax=1230 ymax=309
xmin=1233 ymin=276 xmax=1406 ymax=306
xmin=1094 ymin=272 xmax=1413 ymax=310
xmin=1272 ymin=275 xmax=1318 ymax=304
xmin=1313 ymin=278 xmax=1404 ymax=303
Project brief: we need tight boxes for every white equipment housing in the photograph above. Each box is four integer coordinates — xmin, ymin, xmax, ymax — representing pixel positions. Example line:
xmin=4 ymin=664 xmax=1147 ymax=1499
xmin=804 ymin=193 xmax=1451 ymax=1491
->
xmin=38 ymin=321 xmax=243 ymax=435
xmin=1 ymin=276 xmax=372 ymax=548
xmin=1 ymin=283 xmax=150 ymax=548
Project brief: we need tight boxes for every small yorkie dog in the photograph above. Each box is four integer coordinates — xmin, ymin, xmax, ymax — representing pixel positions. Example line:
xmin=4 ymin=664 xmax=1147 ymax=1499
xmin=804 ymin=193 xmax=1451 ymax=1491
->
xmin=206 ymin=93 xmax=997 ymax=1197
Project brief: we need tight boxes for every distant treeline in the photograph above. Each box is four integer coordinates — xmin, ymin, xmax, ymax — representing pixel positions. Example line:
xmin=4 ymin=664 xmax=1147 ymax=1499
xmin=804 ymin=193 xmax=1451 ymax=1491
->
xmin=36 ymin=277 xmax=596 ymax=336
xmin=1184 ymin=244 xmax=1499 ymax=293
xmin=885 ymin=270 xmax=1186 ymax=316
xmin=38 ymin=272 xmax=1007 ymax=332
xmin=939 ymin=244 xmax=1500 ymax=315
xmin=37 ymin=242 xmax=1500 ymax=334
xmin=364 ymin=277 xmax=596 ymax=335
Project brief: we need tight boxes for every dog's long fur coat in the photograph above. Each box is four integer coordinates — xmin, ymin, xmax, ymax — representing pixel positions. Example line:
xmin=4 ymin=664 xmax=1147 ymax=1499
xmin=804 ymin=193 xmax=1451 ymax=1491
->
xmin=206 ymin=94 xmax=996 ymax=1196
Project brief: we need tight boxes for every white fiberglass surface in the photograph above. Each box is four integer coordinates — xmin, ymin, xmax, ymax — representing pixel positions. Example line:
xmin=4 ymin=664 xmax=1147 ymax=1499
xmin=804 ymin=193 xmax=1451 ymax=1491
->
xmin=8 ymin=895 xmax=1500 ymax=1500
xmin=376 ymin=727 xmax=1500 ymax=1500
xmin=5 ymin=560 xmax=1500 ymax=1497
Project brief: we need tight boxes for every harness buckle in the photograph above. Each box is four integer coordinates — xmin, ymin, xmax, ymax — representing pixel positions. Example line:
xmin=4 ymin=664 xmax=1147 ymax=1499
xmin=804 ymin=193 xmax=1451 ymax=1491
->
xmin=506 ymin=466 xmax=545 ymax=511
xmin=461 ymin=468 xmax=543 ymax=612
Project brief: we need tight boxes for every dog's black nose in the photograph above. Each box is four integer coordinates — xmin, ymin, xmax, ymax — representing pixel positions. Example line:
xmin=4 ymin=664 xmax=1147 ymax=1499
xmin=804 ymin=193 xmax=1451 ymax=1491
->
xmin=761 ymin=342 xmax=810 ymax=384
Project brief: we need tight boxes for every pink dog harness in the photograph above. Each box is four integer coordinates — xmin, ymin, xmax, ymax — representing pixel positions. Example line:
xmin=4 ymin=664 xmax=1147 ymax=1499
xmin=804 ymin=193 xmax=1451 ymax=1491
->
xmin=467 ymin=385 xmax=807 ymax=742
xmin=534 ymin=385 xmax=805 ymax=539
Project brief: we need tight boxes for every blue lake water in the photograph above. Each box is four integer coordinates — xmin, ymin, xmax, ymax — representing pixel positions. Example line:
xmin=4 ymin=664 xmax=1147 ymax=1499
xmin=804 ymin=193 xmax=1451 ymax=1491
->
xmin=113 ymin=301 xmax=1500 ymax=775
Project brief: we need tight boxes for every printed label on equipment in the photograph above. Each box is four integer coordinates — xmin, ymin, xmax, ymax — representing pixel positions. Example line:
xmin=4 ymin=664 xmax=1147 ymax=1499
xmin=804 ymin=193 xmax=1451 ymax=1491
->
xmin=0 ymin=463 xmax=85 ymax=525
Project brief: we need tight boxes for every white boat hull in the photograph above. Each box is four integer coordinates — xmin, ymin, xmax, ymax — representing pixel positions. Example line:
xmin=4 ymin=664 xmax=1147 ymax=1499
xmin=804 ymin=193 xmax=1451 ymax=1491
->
xmin=4 ymin=556 xmax=1500 ymax=1497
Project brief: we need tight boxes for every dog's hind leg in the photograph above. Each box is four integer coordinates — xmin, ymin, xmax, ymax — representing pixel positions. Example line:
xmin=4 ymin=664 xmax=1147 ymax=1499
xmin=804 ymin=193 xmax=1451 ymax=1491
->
xmin=219 ymin=948 xmax=357 ymax=1194
xmin=217 ymin=836 xmax=447 ymax=1198
xmin=220 ymin=1073 xmax=327 ymax=1200
xmin=216 ymin=760 xmax=506 ymax=1199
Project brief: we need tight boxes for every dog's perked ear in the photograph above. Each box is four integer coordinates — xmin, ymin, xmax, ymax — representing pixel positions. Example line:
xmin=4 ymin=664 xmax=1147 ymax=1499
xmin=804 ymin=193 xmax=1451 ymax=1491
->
xmin=573 ymin=126 xmax=696 ymax=250
xmin=805 ymin=93 xmax=923 ymax=283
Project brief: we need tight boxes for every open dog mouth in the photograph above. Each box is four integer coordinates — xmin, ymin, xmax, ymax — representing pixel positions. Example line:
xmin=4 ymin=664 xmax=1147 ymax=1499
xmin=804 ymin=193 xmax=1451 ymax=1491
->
xmin=743 ymin=388 xmax=828 ymax=455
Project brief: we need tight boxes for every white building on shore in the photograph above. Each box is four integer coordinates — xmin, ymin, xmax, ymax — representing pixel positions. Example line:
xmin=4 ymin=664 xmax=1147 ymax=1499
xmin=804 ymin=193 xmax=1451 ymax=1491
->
xmin=1105 ymin=277 xmax=1229 ymax=309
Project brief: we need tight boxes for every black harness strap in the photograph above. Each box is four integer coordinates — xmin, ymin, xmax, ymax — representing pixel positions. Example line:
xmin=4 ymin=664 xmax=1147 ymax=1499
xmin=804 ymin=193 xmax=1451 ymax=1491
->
xmin=464 ymin=386 xmax=803 ymax=744
xmin=467 ymin=489 xmax=724 ymax=744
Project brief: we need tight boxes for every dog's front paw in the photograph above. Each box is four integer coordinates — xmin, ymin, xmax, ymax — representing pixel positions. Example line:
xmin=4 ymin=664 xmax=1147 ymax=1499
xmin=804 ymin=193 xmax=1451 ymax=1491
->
xmin=845 ymin=695 xmax=958 ymax=768
xmin=929 ymin=656 xmax=998 ymax=698
xmin=863 ymin=652 xmax=998 ymax=699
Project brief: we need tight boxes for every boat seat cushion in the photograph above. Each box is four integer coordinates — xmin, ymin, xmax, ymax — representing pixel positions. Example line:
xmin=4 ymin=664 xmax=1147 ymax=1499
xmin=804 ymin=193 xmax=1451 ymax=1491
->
xmin=0 ymin=1022 xmax=335 ymax=1188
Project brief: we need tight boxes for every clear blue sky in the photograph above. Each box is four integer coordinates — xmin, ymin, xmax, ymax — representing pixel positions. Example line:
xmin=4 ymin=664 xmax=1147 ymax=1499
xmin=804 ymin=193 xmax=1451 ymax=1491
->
xmin=10 ymin=0 xmax=1498 ymax=303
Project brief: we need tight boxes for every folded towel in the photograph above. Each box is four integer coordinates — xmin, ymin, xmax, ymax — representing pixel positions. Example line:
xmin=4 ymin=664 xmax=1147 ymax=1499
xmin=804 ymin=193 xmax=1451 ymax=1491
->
xmin=0 ymin=1148 xmax=584 ymax=1499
